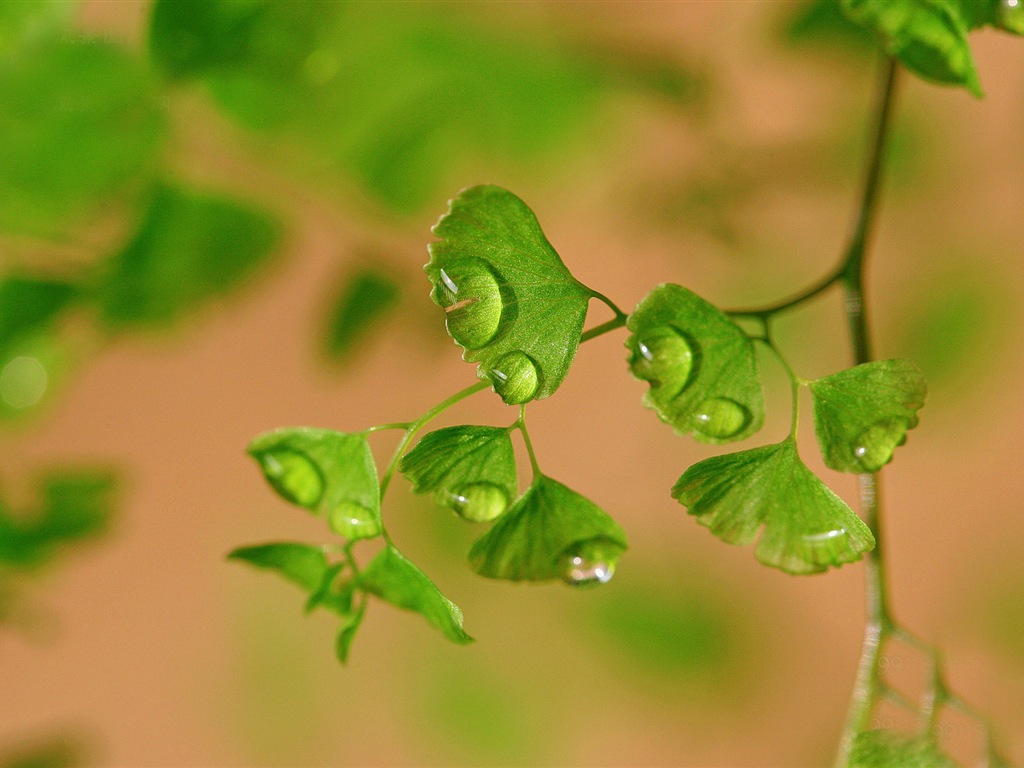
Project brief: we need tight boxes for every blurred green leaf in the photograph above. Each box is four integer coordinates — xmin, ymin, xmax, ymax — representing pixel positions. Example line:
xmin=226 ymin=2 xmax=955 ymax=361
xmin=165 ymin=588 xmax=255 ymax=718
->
xmin=849 ymin=730 xmax=957 ymax=767
xmin=891 ymin=264 xmax=1006 ymax=392
xmin=809 ymin=359 xmax=927 ymax=473
xmin=0 ymin=0 xmax=73 ymax=58
xmin=468 ymin=475 xmax=627 ymax=586
xmin=0 ymin=36 xmax=166 ymax=236
xmin=840 ymin=0 xmax=982 ymax=96
xmin=359 ymin=544 xmax=472 ymax=645
xmin=228 ymin=542 xmax=330 ymax=593
xmin=148 ymin=1 xmax=605 ymax=213
xmin=0 ymin=470 xmax=115 ymax=571
xmin=323 ymin=266 xmax=400 ymax=362
xmin=626 ymin=283 xmax=764 ymax=443
xmin=780 ymin=0 xmax=878 ymax=53
xmin=248 ymin=428 xmax=382 ymax=540
xmin=228 ymin=543 xmax=353 ymax=617
xmin=427 ymin=185 xmax=593 ymax=404
xmin=673 ymin=439 xmax=874 ymax=574
xmin=399 ymin=425 xmax=517 ymax=522
xmin=0 ymin=275 xmax=79 ymax=353
xmin=0 ymin=734 xmax=82 ymax=768
xmin=96 ymin=183 xmax=281 ymax=329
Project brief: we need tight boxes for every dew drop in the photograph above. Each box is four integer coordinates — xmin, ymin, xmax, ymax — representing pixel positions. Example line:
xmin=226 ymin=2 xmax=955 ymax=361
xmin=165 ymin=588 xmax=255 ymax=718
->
xmin=628 ymin=326 xmax=695 ymax=397
xmin=434 ymin=259 xmax=504 ymax=349
xmin=559 ymin=537 xmax=624 ymax=588
xmin=328 ymin=501 xmax=381 ymax=540
xmin=446 ymin=482 xmax=509 ymax=522
xmin=692 ymin=397 xmax=750 ymax=439
xmin=999 ymin=0 xmax=1024 ymax=33
xmin=852 ymin=419 xmax=907 ymax=472
xmin=489 ymin=351 xmax=539 ymax=404
xmin=255 ymin=449 xmax=324 ymax=507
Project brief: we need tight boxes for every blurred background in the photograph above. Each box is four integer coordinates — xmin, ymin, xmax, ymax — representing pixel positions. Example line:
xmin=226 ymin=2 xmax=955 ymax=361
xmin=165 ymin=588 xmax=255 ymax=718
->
xmin=1 ymin=1 xmax=1022 ymax=766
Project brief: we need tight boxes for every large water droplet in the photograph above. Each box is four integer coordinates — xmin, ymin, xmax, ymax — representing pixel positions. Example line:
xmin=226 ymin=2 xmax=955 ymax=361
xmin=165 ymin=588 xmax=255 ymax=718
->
xmin=628 ymin=326 xmax=695 ymax=397
xmin=434 ymin=259 xmax=504 ymax=349
xmin=999 ymin=0 xmax=1024 ymax=33
xmin=559 ymin=537 xmax=623 ymax=588
xmin=446 ymin=482 xmax=509 ymax=522
xmin=489 ymin=351 xmax=539 ymax=404
xmin=852 ymin=419 xmax=906 ymax=472
xmin=328 ymin=501 xmax=381 ymax=540
xmin=255 ymin=449 xmax=324 ymax=507
xmin=692 ymin=397 xmax=750 ymax=439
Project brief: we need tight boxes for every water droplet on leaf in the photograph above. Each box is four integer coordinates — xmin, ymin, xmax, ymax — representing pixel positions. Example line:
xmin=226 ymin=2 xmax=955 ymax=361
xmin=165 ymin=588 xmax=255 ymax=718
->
xmin=628 ymin=326 xmax=695 ymax=397
xmin=328 ymin=501 xmax=381 ymax=540
xmin=559 ymin=537 xmax=623 ymax=588
xmin=999 ymin=0 xmax=1024 ymax=33
xmin=852 ymin=419 xmax=907 ymax=472
xmin=446 ymin=482 xmax=509 ymax=522
xmin=692 ymin=397 xmax=750 ymax=439
xmin=255 ymin=449 xmax=324 ymax=507
xmin=489 ymin=351 xmax=539 ymax=404
xmin=434 ymin=259 xmax=504 ymax=349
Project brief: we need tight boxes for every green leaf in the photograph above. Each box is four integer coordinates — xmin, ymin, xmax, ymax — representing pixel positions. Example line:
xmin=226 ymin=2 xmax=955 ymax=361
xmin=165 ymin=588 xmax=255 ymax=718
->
xmin=323 ymin=266 xmax=401 ymax=362
xmin=148 ymin=2 xmax=605 ymax=214
xmin=626 ymin=283 xmax=763 ymax=444
xmin=779 ymin=0 xmax=878 ymax=54
xmin=228 ymin=542 xmax=330 ymax=593
xmin=334 ymin=611 xmax=363 ymax=665
xmin=849 ymin=730 xmax=958 ymax=768
xmin=248 ymin=428 xmax=382 ymax=540
xmin=672 ymin=440 xmax=874 ymax=574
xmin=468 ymin=475 xmax=627 ymax=586
xmin=426 ymin=185 xmax=593 ymax=404
xmin=359 ymin=544 xmax=473 ymax=645
xmin=399 ymin=425 xmax=517 ymax=522
xmin=808 ymin=359 xmax=927 ymax=473
xmin=0 ymin=470 xmax=115 ymax=570
xmin=96 ymin=183 xmax=281 ymax=329
xmin=0 ymin=35 xmax=166 ymax=236
xmin=952 ymin=0 xmax=1024 ymax=33
xmin=840 ymin=0 xmax=982 ymax=96
xmin=0 ymin=275 xmax=80 ymax=354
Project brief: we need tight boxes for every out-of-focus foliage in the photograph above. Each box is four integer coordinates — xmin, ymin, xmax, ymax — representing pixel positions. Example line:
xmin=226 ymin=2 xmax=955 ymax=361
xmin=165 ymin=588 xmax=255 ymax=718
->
xmin=147 ymin=0 xmax=704 ymax=215
xmin=96 ymin=184 xmax=281 ymax=330
xmin=323 ymin=266 xmax=400 ymax=363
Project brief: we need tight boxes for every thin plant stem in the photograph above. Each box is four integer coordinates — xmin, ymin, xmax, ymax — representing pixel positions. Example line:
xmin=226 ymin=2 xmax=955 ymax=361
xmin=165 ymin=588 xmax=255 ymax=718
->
xmin=833 ymin=55 xmax=900 ymax=767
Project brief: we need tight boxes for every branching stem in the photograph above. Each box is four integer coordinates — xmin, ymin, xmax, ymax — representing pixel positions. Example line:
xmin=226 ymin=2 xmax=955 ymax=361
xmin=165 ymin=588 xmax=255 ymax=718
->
xmin=833 ymin=55 xmax=899 ymax=767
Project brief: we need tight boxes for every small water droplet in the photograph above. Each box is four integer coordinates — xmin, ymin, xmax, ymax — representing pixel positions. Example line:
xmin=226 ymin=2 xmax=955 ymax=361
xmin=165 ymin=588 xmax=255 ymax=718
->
xmin=255 ymin=449 xmax=324 ymax=507
xmin=489 ymin=351 xmax=539 ymax=404
xmin=692 ymin=397 xmax=750 ymax=439
xmin=802 ymin=528 xmax=847 ymax=543
xmin=446 ymin=482 xmax=509 ymax=522
xmin=433 ymin=259 xmax=504 ymax=349
xmin=628 ymin=326 xmax=695 ymax=397
xmin=852 ymin=419 xmax=906 ymax=472
xmin=999 ymin=0 xmax=1024 ymax=33
xmin=559 ymin=537 xmax=623 ymax=588
xmin=328 ymin=501 xmax=381 ymax=540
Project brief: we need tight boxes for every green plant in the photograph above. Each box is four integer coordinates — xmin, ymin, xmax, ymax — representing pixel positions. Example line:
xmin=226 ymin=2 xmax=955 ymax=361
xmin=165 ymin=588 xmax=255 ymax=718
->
xmin=215 ymin=3 xmax=1024 ymax=766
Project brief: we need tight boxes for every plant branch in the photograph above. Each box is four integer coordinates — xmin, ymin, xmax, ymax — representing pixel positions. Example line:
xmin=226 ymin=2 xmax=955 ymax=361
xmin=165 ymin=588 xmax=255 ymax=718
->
xmin=834 ymin=55 xmax=900 ymax=768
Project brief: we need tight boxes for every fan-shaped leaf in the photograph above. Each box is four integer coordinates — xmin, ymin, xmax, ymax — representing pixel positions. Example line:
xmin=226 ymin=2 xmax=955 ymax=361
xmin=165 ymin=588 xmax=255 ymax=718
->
xmin=626 ymin=283 xmax=763 ymax=444
xmin=399 ymin=425 xmax=517 ymax=522
xmin=809 ymin=359 xmax=926 ymax=473
xmin=426 ymin=186 xmax=593 ymax=405
xmin=672 ymin=440 xmax=874 ymax=574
